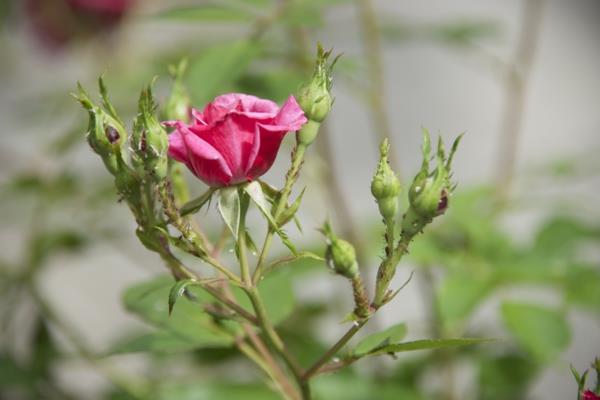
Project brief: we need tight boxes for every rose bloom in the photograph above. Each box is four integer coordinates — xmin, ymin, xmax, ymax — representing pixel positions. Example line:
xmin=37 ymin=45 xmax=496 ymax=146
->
xmin=583 ymin=390 xmax=600 ymax=400
xmin=165 ymin=93 xmax=307 ymax=187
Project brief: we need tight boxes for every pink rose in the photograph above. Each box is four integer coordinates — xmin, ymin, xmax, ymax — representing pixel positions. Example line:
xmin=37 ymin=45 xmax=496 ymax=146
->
xmin=583 ymin=391 xmax=600 ymax=400
xmin=164 ymin=93 xmax=307 ymax=187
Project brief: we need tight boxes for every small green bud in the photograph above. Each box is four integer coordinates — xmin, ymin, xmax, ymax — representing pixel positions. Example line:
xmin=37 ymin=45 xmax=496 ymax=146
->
xmin=371 ymin=139 xmax=401 ymax=221
xmin=297 ymin=43 xmax=339 ymax=127
xmin=406 ymin=130 xmax=462 ymax=223
xmin=76 ymin=81 xmax=128 ymax=176
xmin=320 ymin=220 xmax=358 ymax=279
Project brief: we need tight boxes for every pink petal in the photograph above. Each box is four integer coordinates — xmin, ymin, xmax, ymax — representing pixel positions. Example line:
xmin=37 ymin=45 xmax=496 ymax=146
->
xmin=272 ymin=95 xmax=307 ymax=131
xmin=167 ymin=121 xmax=233 ymax=187
xmin=192 ymin=113 xmax=257 ymax=184
xmin=245 ymin=124 xmax=261 ymax=175
xmin=167 ymin=130 xmax=188 ymax=163
xmin=246 ymin=122 xmax=289 ymax=180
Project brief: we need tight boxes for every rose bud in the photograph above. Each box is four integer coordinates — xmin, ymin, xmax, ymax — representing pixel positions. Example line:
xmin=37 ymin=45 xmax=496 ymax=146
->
xmin=164 ymin=93 xmax=307 ymax=187
xmin=320 ymin=220 xmax=359 ymax=279
xmin=296 ymin=43 xmax=339 ymax=146
xmin=402 ymin=130 xmax=462 ymax=237
xmin=371 ymin=138 xmax=401 ymax=222
xmin=131 ymin=84 xmax=169 ymax=180
xmin=75 ymin=83 xmax=125 ymax=175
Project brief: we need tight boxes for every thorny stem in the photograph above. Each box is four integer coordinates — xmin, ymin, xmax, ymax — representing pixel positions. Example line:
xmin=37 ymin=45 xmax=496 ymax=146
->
xmin=495 ymin=0 xmax=544 ymax=199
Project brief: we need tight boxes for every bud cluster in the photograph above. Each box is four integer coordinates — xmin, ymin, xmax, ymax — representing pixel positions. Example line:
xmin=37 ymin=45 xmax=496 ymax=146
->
xmin=75 ymin=78 xmax=171 ymax=252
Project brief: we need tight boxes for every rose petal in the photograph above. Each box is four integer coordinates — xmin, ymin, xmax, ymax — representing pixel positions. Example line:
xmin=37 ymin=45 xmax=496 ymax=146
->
xmin=273 ymin=95 xmax=308 ymax=131
xmin=190 ymin=113 xmax=257 ymax=183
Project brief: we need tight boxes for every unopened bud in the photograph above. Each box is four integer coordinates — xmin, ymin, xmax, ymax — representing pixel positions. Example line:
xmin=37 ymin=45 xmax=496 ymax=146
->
xmin=321 ymin=220 xmax=358 ymax=279
xmin=76 ymin=81 xmax=127 ymax=176
xmin=371 ymin=139 xmax=401 ymax=221
xmin=405 ymin=130 xmax=462 ymax=227
xmin=296 ymin=43 xmax=339 ymax=144
xmin=132 ymin=83 xmax=169 ymax=180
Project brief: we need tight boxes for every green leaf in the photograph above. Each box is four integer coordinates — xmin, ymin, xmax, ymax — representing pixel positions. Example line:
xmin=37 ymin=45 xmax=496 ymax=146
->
xmin=257 ymin=270 xmax=295 ymax=324
xmin=181 ymin=188 xmax=216 ymax=216
xmin=218 ymin=187 xmax=241 ymax=240
xmin=354 ymin=323 xmax=407 ymax=356
xmin=122 ymin=277 xmax=234 ymax=350
xmin=244 ymin=230 xmax=259 ymax=256
xmin=367 ymin=338 xmax=495 ymax=356
xmin=244 ymin=181 xmax=297 ymax=254
xmin=168 ymin=279 xmax=197 ymax=315
xmin=154 ymin=5 xmax=254 ymax=22
xmin=188 ymin=41 xmax=261 ymax=105
xmin=111 ymin=331 xmax=212 ymax=354
xmin=437 ymin=272 xmax=494 ymax=330
xmin=501 ymin=302 xmax=570 ymax=361
xmin=565 ymin=264 xmax=600 ymax=312
xmin=155 ymin=382 xmax=281 ymax=400
xmin=231 ymin=269 xmax=296 ymax=325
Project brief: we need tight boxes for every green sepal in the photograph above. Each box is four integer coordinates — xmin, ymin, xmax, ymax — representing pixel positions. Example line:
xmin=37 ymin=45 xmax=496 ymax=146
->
xmin=181 ymin=188 xmax=217 ymax=216
xmin=218 ymin=187 xmax=241 ymax=240
xmin=168 ymin=279 xmax=197 ymax=315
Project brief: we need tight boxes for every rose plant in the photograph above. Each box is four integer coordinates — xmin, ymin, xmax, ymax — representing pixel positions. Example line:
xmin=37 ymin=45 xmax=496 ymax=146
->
xmin=76 ymin=44 xmax=487 ymax=400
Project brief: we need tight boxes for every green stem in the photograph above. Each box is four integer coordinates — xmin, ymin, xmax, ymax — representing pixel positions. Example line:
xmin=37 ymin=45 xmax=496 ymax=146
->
xmin=303 ymin=320 xmax=367 ymax=380
xmin=253 ymin=143 xmax=307 ymax=284
xmin=245 ymin=286 xmax=311 ymax=399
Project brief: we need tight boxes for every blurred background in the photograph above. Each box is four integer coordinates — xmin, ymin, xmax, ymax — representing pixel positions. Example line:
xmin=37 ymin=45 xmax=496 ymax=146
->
xmin=0 ymin=0 xmax=599 ymax=399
